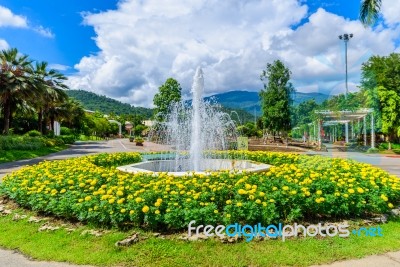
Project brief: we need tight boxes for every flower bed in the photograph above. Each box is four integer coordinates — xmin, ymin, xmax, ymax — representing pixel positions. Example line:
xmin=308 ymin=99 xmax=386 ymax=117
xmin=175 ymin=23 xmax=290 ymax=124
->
xmin=1 ymin=152 xmax=399 ymax=230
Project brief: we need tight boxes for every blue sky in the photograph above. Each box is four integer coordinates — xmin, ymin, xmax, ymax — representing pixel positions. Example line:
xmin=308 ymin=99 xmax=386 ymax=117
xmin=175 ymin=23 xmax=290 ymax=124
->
xmin=0 ymin=0 xmax=399 ymax=107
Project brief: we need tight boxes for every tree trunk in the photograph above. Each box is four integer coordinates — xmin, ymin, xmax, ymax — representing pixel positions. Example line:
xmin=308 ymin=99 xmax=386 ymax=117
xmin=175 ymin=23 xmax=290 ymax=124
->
xmin=38 ymin=109 xmax=43 ymax=134
xmin=2 ymin=98 xmax=11 ymax=134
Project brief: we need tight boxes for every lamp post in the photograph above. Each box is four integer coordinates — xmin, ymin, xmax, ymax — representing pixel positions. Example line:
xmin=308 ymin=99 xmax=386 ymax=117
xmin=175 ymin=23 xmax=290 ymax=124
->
xmin=338 ymin=33 xmax=353 ymax=99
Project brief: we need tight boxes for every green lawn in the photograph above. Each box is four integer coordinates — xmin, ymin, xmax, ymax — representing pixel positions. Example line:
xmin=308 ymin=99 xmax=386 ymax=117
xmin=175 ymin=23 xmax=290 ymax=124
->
xmin=0 ymin=145 xmax=67 ymax=164
xmin=0 ymin=206 xmax=399 ymax=267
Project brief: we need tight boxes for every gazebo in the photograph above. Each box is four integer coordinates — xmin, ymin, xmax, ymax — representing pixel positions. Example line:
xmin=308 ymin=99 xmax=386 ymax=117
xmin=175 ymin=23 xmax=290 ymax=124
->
xmin=312 ymin=108 xmax=375 ymax=148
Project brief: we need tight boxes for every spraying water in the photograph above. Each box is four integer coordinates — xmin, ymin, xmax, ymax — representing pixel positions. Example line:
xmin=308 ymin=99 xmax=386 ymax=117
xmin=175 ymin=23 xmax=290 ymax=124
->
xmin=149 ymin=67 xmax=237 ymax=172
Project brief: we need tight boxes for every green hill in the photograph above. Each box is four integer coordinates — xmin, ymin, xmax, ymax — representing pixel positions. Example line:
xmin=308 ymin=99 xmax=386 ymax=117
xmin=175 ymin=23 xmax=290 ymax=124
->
xmin=206 ymin=90 xmax=329 ymax=115
xmin=65 ymin=90 xmax=153 ymax=118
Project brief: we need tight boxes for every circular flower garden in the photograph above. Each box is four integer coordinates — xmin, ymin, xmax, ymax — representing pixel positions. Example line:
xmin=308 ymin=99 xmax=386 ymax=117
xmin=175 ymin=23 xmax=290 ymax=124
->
xmin=1 ymin=151 xmax=399 ymax=230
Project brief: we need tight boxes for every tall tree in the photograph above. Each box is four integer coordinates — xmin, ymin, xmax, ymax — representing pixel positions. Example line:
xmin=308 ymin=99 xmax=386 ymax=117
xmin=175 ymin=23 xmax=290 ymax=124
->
xmin=361 ymin=53 xmax=400 ymax=143
xmin=153 ymin=78 xmax=182 ymax=121
xmin=259 ymin=60 xmax=295 ymax=138
xmin=32 ymin=61 xmax=68 ymax=133
xmin=360 ymin=0 xmax=382 ymax=26
xmin=0 ymin=48 xmax=34 ymax=134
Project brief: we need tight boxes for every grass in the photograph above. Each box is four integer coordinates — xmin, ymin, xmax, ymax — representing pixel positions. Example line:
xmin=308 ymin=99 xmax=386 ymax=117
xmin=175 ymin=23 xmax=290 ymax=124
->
xmin=0 ymin=205 xmax=400 ymax=267
xmin=0 ymin=145 xmax=67 ymax=164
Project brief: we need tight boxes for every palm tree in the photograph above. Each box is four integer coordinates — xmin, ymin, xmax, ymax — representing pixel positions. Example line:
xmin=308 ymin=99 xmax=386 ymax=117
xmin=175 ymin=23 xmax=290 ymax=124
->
xmin=32 ymin=61 xmax=68 ymax=134
xmin=0 ymin=48 xmax=34 ymax=134
xmin=360 ymin=0 xmax=382 ymax=26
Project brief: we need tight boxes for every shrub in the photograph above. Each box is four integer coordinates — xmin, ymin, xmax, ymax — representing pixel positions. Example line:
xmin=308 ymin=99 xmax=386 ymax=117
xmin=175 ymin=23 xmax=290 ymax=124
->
xmin=0 ymin=136 xmax=45 ymax=150
xmin=60 ymin=127 xmax=72 ymax=136
xmin=1 ymin=151 xmax=399 ymax=230
xmin=25 ymin=130 xmax=42 ymax=137
xmin=366 ymin=147 xmax=380 ymax=154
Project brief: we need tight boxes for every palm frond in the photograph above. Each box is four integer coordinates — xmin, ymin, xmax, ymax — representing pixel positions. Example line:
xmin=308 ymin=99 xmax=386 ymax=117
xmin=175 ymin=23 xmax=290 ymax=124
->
xmin=360 ymin=0 xmax=382 ymax=26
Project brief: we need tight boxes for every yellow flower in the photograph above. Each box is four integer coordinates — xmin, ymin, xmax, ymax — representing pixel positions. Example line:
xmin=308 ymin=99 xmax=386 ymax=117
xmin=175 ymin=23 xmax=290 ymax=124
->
xmin=108 ymin=199 xmax=115 ymax=204
xmin=357 ymin=187 xmax=364 ymax=193
xmin=348 ymin=188 xmax=355 ymax=194
xmin=255 ymin=199 xmax=261 ymax=204
xmin=381 ymin=194 xmax=388 ymax=201
xmin=316 ymin=190 xmax=322 ymax=195
xmin=142 ymin=205 xmax=150 ymax=213
xmin=269 ymin=199 xmax=275 ymax=203
xmin=388 ymin=203 xmax=394 ymax=208
xmin=129 ymin=210 xmax=135 ymax=215
xmin=120 ymin=209 xmax=126 ymax=213
xmin=60 ymin=189 xmax=66 ymax=194
xmin=214 ymin=210 xmax=218 ymax=214
xmin=85 ymin=196 xmax=91 ymax=201
xmin=238 ymin=189 xmax=247 ymax=195
xmin=282 ymin=186 xmax=289 ymax=191
xmin=226 ymin=200 xmax=232 ymax=205
xmin=259 ymin=192 xmax=265 ymax=197
xmin=236 ymin=202 xmax=243 ymax=207
xmin=117 ymin=198 xmax=125 ymax=204
xmin=155 ymin=210 xmax=160 ymax=215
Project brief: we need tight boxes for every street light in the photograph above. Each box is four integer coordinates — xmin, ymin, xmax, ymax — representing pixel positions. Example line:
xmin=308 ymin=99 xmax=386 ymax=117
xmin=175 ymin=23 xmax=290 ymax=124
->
xmin=338 ymin=33 xmax=353 ymax=99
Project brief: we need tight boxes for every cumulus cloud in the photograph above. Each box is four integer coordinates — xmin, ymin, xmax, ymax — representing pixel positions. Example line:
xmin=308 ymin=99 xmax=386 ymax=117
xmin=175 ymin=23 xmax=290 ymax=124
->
xmin=33 ymin=26 xmax=55 ymax=38
xmin=49 ymin=64 xmax=70 ymax=71
xmin=0 ymin=6 xmax=27 ymax=28
xmin=67 ymin=0 xmax=400 ymax=107
xmin=0 ymin=39 xmax=9 ymax=50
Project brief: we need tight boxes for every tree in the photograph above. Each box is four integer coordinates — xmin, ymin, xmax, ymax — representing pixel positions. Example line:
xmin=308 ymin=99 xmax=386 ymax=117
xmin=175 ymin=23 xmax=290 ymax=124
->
xmin=360 ymin=0 xmax=382 ymax=26
xmin=153 ymin=78 xmax=182 ymax=121
xmin=32 ymin=61 xmax=68 ymax=134
xmin=360 ymin=53 xmax=400 ymax=143
xmin=259 ymin=60 xmax=295 ymax=139
xmin=0 ymin=48 xmax=34 ymax=134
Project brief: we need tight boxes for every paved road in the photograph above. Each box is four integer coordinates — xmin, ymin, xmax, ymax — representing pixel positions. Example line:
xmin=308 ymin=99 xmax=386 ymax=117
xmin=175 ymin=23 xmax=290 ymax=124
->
xmin=0 ymin=140 xmax=400 ymax=267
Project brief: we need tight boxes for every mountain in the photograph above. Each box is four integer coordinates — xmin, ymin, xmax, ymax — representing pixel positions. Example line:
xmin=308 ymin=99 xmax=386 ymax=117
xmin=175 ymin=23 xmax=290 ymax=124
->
xmin=65 ymin=90 xmax=153 ymax=118
xmin=206 ymin=90 xmax=329 ymax=115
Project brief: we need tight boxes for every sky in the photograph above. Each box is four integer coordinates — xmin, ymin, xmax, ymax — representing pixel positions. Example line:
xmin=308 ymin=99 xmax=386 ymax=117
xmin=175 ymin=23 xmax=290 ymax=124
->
xmin=0 ymin=0 xmax=399 ymax=108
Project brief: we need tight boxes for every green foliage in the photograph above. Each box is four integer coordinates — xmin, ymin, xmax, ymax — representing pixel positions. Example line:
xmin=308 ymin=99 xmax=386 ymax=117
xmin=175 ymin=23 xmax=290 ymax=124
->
xmin=25 ymin=130 xmax=42 ymax=137
xmin=60 ymin=127 xmax=72 ymax=135
xmin=55 ymin=135 xmax=76 ymax=144
xmin=65 ymin=90 xmax=153 ymax=118
xmin=153 ymin=78 xmax=182 ymax=121
xmin=361 ymin=53 xmax=400 ymax=142
xmin=366 ymin=147 xmax=380 ymax=153
xmin=2 ymin=152 xmax=399 ymax=229
xmin=360 ymin=0 xmax=382 ymax=26
xmin=259 ymin=60 xmax=294 ymax=133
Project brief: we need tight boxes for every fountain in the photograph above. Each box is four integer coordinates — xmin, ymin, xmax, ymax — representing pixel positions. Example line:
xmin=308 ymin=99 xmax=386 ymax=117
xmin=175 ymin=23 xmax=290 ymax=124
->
xmin=117 ymin=67 xmax=270 ymax=176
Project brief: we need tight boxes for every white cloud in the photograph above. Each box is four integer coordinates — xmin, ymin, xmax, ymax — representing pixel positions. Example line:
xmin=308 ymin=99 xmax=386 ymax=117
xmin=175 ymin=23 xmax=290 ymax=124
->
xmin=0 ymin=39 xmax=9 ymax=50
xmin=381 ymin=0 xmax=400 ymax=26
xmin=49 ymin=64 xmax=70 ymax=71
xmin=68 ymin=0 xmax=399 ymax=108
xmin=33 ymin=26 xmax=55 ymax=38
xmin=0 ymin=6 xmax=27 ymax=28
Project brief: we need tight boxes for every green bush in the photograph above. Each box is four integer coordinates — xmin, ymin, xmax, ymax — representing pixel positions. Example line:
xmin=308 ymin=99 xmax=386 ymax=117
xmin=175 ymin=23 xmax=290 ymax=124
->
xmin=60 ymin=127 xmax=72 ymax=135
xmin=55 ymin=135 xmax=76 ymax=144
xmin=393 ymin=149 xmax=400 ymax=154
xmin=25 ymin=130 xmax=42 ymax=137
xmin=0 ymin=136 xmax=45 ymax=150
xmin=367 ymin=147 xmax=380 ymax=153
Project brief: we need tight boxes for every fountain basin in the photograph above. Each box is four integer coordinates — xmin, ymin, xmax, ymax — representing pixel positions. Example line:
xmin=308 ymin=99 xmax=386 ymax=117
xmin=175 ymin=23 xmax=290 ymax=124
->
xmin=117 ymin=159 xmax=271 ymax=177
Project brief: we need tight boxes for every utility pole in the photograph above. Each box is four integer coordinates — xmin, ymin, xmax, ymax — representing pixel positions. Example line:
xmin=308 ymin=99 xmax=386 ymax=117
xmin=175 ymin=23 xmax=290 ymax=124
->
xmin=338 ymin=33 xmax=353 ymax=99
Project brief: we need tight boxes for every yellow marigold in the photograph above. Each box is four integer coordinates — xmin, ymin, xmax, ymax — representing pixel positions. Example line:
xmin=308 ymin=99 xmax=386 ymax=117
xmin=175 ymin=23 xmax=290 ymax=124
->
xmin=381 ymin=194 xmax=388 ymax=201
xmin=388 ymin=203 xmax=394 ymax=208
xmin=117 ymin=198 xmax=125 ymax=204
xmin=120 ymin=209 xmax=126 ymax=213
xmin=214 ymin=210 xmax=219 ymax=214
xmin=316 ymin=190 xmax=322 ymax=195
xmin=60 ymin=189 xmax=66 ymax=194
xmin=357 ymin=187 xmax=364 ymax=193
xmin=348 ymin=188 xmax=355 ymax=194
xmin=142 ymin=205 xmax=150 ymax=213
xmin=129 ymin=210 xmax=135 ymax=215
xmin=85 ymin=196 xmax=91 ymax=201
xmin=155 ymin=210 xmax=160 ymax=215
xmin=236 ymin=202 xmax=243 ymax=207
xmin=108 ymin=199 xmax=115 ymax=204
xmin=282 ymin=186 xmax=289 ymax=191
xmin=226 ymin=200 xmax=232 ymax=205
xmin=238 ymin=189 xmax=247 ymax=195
xmin=259 ymin=192 xmax=265 ymax=197
xmin=255 ymin=199 xmax=261 ymax=204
